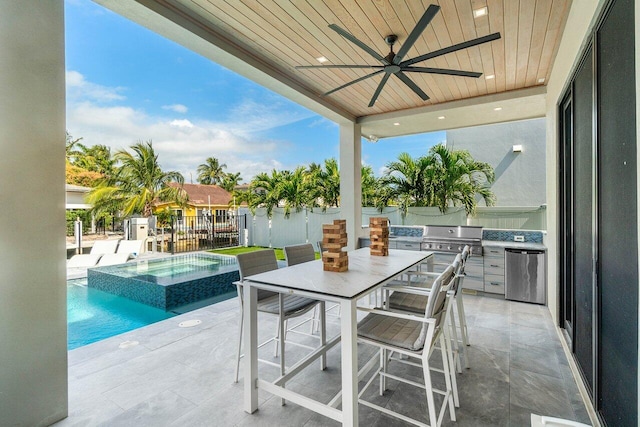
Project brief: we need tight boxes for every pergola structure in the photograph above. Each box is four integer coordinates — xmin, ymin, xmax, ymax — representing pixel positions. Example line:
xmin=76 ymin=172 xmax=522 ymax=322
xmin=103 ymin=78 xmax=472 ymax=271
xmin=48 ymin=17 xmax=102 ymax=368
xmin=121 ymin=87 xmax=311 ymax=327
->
xmin=1 ymin=1 xmax=638 ymax=426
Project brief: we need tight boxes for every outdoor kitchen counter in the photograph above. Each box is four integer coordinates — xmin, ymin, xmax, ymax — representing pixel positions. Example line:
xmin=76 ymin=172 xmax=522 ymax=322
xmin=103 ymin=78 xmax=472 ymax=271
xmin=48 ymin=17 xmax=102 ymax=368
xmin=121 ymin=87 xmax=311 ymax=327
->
xmin=482 ymin=241 xmax=546 ymax=251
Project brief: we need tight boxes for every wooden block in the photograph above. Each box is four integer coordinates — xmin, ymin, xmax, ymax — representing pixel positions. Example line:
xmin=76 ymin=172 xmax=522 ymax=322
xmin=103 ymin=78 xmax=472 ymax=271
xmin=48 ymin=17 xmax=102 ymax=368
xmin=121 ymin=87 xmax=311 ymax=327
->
xmin=323 ymin=263 xmax=349 ymax=272
xmin=322 ymin=243 xmax=347 ymax=251
xmin=323 ymin=233 xmax=347 ymax=240
xmin=323 ymin=251 xmax=348 ymax=260
xmin=322 ymin=219 xmax=348 ymax=271
xmin=371 ymin=249 xmax=389 ymax=257
xmin=369 ymin=217 xmax=387 ymax=224
xmin=370 ymin=242 xmax=388 ymax=248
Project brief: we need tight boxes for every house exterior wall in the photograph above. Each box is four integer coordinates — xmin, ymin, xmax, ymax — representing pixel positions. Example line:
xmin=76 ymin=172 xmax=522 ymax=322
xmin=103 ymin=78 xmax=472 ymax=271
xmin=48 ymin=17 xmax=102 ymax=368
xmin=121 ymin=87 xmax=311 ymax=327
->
xmin=155 ymin=203 xmax=229 ymax=218
xmin=0 ymin=1 xmax=68 ymax=425
xmin=446 ymin=118 xmax=546 ymax=207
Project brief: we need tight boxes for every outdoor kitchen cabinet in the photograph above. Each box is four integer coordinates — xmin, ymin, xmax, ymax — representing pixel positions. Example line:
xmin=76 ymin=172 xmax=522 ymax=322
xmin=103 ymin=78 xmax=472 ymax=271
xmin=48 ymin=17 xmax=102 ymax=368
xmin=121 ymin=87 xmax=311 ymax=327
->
xmin=483 ymin=246 xmax=506 ymax=294
xmin=432 ymin=252 xmax=484 ymax=291
xmin=391 ymin=240 xmax=421 ymax=251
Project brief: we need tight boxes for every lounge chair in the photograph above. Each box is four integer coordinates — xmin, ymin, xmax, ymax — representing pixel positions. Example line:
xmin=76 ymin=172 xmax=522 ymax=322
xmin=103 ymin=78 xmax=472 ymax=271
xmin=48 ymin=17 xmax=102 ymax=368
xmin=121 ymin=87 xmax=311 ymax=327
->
xmin=96 ymin=240 xmax=143 ymax=267
xmin=67 ymin=239 xmax=120 ymax=268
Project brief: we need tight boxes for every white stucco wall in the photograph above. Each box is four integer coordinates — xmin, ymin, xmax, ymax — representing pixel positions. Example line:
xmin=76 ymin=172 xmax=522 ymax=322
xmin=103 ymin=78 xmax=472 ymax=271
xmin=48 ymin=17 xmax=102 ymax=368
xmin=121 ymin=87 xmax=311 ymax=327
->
xmin=0 ymin=1 xmax=68 ymax=425
xmin=446 ymin=118 xmax=546 ymax=207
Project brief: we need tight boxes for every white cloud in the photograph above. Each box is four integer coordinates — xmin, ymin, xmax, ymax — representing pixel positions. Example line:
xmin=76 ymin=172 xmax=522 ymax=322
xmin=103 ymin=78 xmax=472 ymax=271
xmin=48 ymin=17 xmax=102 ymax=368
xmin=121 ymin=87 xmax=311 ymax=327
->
xmin=224 ymin=98 xmax=315 ymax=137
xmin=163 ymin=104 xmax=188 ymax=113
xmin=66 ymin=70 xmax=126 ymax=102
xmin=65 ymin=71 xmax=302 ymax=181
xmin=170 ymin=119 xmax=194 ymax=128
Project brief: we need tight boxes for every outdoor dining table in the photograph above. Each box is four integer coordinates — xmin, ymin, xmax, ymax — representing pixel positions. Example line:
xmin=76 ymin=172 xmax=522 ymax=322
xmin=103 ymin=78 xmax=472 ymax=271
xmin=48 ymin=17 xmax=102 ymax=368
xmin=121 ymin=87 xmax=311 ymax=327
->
xmin=242 ymin=247 xmax=434 ymax=426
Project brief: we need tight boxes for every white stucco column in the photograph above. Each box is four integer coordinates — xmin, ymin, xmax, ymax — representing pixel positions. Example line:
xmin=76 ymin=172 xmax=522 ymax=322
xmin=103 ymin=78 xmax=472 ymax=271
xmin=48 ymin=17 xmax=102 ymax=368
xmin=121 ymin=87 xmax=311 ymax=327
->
xmin=0 ymin=1 xmax=68 ymax=425
xmin=339 ymin=123 xmax=362 ymax=250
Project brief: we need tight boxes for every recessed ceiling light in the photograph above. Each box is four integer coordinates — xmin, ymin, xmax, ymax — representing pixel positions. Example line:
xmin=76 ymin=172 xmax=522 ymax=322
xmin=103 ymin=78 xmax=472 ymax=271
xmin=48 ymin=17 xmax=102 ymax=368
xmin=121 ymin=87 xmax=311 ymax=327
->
xmin=316 ymin=56 xmax=328 ymax=63
xmin=493 ymin=107 xmax=502 ymax=111
xmin=538 ymin=78 xmax=545 ymax=83
xmin=485 ymin=74 xmax=495 ymax=80
xmin=393 ymin=122 xmax=400 ymax=126
xmin=473 ymin=7 xmax=488 ymax=18
xmin=438 ymin=116 xmax=445 ymax=120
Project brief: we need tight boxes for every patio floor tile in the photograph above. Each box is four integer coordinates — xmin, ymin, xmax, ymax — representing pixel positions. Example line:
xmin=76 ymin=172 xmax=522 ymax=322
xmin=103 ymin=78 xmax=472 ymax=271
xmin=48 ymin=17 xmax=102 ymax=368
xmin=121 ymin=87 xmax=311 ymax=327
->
xmin=55 ymin=293 xmax=591 ymax=426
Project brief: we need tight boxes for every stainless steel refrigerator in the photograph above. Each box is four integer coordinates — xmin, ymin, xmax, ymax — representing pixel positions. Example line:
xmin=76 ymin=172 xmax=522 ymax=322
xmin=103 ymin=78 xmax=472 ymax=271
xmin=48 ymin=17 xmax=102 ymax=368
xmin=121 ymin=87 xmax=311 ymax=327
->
xmin=505 ymin=249 xmax=546 ymax=304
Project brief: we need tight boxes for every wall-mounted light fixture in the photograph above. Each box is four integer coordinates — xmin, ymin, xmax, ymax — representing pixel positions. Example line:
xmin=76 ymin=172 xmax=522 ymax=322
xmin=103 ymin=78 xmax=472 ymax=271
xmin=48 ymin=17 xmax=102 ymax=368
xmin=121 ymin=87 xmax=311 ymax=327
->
xmin=512 ymin=144 xmax=523 ymax=153
xmin=366 ymin=135 xmax=379 ymax=143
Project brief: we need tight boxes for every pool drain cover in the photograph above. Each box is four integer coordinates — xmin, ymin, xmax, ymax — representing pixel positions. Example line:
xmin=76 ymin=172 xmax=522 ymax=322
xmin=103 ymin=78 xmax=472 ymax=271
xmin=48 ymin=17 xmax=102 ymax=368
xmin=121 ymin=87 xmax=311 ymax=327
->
xmin=119 ymin=340 xmax=139 ymax=349
xmin=179 ymin=319 xmax=201 ymax=328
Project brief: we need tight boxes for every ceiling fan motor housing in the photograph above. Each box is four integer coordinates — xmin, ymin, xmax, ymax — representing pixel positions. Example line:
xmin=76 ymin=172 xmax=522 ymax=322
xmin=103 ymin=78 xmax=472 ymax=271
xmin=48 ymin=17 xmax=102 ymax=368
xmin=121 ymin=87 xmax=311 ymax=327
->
xmin=384 ymin=35 xmax=398 ymax=46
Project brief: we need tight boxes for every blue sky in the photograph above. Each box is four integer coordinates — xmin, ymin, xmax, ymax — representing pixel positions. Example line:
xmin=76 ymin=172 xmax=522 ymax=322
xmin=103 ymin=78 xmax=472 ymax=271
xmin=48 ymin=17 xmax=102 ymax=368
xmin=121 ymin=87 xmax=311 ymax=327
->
xmin=65 ymin=0 xmax=445 ymax=182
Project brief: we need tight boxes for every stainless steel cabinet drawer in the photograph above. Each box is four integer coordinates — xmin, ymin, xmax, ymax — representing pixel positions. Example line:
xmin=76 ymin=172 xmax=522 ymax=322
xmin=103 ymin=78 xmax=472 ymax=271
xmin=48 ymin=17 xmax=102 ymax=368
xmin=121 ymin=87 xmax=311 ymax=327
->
xmin=484 ymin=247 xmax=505 ymax=257
xmin=395 ymin=241 xmax=421 ymax=251
xmin=465 ymin=259 xmax=484 ymax=277
xmin=484 ymin=274 xmax=505 ymax=294
xmin=484 ymin=256 xmax=505 ymax=268
xmin=463 ymin=275 xmax=484 ymax=291
xmin=484 ymin=264 xmax=505 ymax=276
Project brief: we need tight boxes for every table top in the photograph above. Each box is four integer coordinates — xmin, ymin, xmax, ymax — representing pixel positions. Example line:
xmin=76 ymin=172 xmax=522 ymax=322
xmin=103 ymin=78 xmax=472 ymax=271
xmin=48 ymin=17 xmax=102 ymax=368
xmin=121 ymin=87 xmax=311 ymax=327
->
xmin=245 ymin=248 xmax=432 ymax=300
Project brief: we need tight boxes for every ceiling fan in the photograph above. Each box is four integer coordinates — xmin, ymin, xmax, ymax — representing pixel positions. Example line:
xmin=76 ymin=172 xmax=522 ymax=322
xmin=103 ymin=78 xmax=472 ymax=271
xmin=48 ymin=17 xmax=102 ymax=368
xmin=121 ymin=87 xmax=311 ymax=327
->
xmin=296 ymin=4 xmax=501 ymax=107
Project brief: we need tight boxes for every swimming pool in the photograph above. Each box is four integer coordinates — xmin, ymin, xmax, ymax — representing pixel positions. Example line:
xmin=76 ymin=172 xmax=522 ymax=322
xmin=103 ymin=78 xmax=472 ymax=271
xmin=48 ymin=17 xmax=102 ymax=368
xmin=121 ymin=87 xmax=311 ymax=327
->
xmin=87 ymin=253 xmax=240 ymax=310
xmin=68 ymin=278 xmax=176 ymax=350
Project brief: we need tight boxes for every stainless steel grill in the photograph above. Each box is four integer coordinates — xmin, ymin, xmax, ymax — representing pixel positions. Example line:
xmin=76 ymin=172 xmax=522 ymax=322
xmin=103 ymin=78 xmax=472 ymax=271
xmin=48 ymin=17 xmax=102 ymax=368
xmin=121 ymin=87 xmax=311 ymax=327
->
xmin=420 ymin=225 xmax=483 ymax=256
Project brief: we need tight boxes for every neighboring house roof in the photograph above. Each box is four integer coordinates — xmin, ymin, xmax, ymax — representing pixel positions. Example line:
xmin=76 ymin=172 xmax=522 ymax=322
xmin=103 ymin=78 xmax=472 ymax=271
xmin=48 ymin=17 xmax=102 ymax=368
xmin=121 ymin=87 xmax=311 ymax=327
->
xmin=166 ymin=183 xmax=232 ymax=206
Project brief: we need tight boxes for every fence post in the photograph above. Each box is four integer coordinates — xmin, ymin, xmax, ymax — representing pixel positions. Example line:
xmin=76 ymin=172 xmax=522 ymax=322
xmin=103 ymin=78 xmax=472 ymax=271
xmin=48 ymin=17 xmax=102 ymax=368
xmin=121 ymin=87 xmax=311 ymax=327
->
xmin=74 ymin=217 xmax=82 ymax=255
xmin=171 ymin=216 xmax=175 ymax=255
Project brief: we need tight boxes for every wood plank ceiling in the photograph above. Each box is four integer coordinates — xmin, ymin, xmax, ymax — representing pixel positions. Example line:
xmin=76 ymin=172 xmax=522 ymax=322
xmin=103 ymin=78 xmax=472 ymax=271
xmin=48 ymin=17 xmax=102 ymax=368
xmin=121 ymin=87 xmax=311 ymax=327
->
xmin=174 ymin=0 xmax=571 ymax=118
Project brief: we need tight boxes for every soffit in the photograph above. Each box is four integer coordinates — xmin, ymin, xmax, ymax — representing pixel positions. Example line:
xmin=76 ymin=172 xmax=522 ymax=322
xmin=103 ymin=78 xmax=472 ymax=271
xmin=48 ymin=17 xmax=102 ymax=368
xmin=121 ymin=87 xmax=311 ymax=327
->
xmin=99 ymin=0 xmax=570 ymax=135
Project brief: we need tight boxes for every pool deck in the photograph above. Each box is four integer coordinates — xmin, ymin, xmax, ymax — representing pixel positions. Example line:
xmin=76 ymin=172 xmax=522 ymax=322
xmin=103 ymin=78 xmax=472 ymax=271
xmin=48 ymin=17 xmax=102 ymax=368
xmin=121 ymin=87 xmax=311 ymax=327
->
xmin=54 ymin=291 xmax=594 ymax=426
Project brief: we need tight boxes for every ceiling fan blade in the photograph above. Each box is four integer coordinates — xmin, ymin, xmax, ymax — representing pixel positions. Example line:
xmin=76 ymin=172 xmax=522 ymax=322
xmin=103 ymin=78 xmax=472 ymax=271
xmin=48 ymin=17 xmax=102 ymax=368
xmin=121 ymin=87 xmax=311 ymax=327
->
xmin=324 ymin=69 xmax=384 ymax=96
xmin=328 ymin=24 xmax=390 ymax=65
xmin=395 ymin=71 xmax=429 ymax=101
xmin=401 ymin=32 xmax=501 ymax=67
xmin=403 ymin=67 xmax=482 ymax=78
xmin=296 ymin=65 xmax=383 ymax=69
xmin=394 ymin=4 xmax=440 ymax=64
xmin=368 ymin=73 xmax=392 ymax=107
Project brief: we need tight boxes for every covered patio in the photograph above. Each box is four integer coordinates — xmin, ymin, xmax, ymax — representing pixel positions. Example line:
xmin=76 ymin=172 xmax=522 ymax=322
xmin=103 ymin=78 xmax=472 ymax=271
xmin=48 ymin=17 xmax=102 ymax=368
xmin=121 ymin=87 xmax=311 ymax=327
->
xmin=55 ymin=293 xmax=589 ymax=426
xmin=2 ymin=1 xmax=638 ymax=426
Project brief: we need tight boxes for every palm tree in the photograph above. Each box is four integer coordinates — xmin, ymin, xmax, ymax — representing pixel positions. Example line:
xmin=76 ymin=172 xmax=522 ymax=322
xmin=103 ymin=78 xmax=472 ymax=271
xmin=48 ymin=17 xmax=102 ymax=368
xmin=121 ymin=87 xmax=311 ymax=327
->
xmin=73 ymin=144 xmax=116 ymax=180
xmin=247 ymin=169 xmax=283 ymax=217
xmin=383 ymin=152 xmax=433 ymax=215
xmin=426 ymin=144 xmax=495 ymax=214
xmin=220 ymin=172 xmax=242 ymax=192
xmin=277 ymin=166 xmax=313 ymax=217
xmin=361 ymin=165 xmax=377 ymax=207
xmin=197 ymin=157 xmax=227 ymax=185
xmin=307 ymin=158 xmax=340 ymax=208
xmin=65 ymin=131 xmax=83 ymax=163
xmin=87 ymin=140 xmax=186 ymax=217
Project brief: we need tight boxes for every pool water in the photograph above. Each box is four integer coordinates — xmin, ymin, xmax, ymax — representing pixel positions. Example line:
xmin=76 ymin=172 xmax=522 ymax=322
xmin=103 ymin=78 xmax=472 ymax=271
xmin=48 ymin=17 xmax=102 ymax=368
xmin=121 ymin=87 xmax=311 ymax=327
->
xmin=68 ymin=278 xmax=175 ymax=350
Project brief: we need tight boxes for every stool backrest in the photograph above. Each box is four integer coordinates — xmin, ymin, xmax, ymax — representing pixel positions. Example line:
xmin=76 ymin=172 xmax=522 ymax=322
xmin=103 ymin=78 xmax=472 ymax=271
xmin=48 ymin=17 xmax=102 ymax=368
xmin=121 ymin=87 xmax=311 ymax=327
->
xmin=284 ymin=243 xmax=316 ymax=266
xmin=237 ymin=249 xmax=279 ymax=300
xmin=413 ymin=264 xmax=456 ymax=350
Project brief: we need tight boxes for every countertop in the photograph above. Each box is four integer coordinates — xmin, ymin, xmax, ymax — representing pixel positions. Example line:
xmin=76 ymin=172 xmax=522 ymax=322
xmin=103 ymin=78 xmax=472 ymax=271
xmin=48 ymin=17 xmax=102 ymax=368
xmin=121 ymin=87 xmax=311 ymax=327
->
xmin=359 ymin=236 xmax=547 ymax=251
xmin=482 ymin=240 xmax=546 ymax=251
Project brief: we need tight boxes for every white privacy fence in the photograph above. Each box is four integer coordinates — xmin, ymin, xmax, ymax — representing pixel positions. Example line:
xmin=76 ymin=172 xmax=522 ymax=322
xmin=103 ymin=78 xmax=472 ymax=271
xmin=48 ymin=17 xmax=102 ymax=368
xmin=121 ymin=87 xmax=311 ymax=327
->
xmin=242 ymin=205 xmax=546 ymax=248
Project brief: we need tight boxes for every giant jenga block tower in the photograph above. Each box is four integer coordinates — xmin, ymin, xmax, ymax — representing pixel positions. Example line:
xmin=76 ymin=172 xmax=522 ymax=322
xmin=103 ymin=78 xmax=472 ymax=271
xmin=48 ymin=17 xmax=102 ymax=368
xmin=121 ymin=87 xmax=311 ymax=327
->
xmin=322 ymin=219 xmax=348 ymax=272
xmin=369 ymin=217 xmax=389 ymax=256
